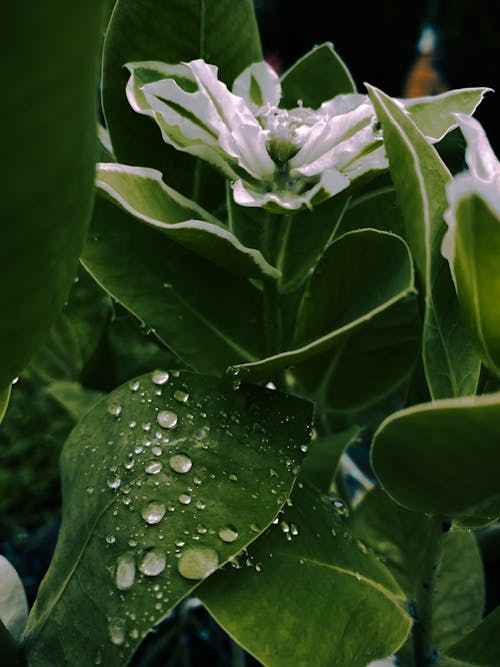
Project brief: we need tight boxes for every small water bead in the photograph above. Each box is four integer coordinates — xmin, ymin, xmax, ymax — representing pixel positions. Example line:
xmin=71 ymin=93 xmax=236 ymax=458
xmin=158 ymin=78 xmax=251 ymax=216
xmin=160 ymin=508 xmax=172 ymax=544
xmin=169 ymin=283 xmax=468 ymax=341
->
xmin=115 ymin=552 xmax=136 ymax=590
xmin=218 ymin=525 xmax=239 ymax=543
xmin=107 ymin=476 xmax=121 ymax=490
xmin=193 ymin=476 xmax=203 ymax=486
xmin=290 ymin=523 xmax=299 ymax=536
xmin=106 ymin=535 xmax=116 ymax=545
xmin=86 ymin=486 xmax=94 ymax=495
xmin=177 ymin=546 xmax=219 ymax=580
xmin=178 ymin=493 xmax=192 ymax=505
xmin=139 ymin=548 xmax=166 ymax=576
xmin=108 ymin=403 xmax=122 ymax=417
xmin=134 ymin=445 xmax=144 ymax=455
xmin=129 ymin=420 xmax=137 ymax=428
xmin=129 ymin=380 xmax=140 ymax=392
xmin=108 ymin=618 xmax=126 ymax=645
xmin=228 ymin=473 xmax=238 ymax=482
xmin=195 ymin=500 xmax=206 ymax=510
xmin=300 ymin=444 xmax=309 ymax=453
xmin=141 ymin=501 xmax=166 ymax=524
xmin=152 ymin=370 xmax=170 ymax=385
xmin=128 ymin=538 xmax=138 ymax=547
xmin=157 ymin=410 xmax=178 ymax=429
xmin=174 ymin=389 xmax=189 ymax=403
xmin=197 ymin=524 xmax=208 ymax=535
xmin=169 ymin=453 xmax=192 ymax=474
xmin=145 ymin=461 xmax=163 ymax=475
xmin=152 ymin=446 xmax=162 ymax=456
xmin=142 ymin=422 xmax=151 ymax=432
xmin=280 ymin=521 xmax=290 ymax=534
xmin=124 ymin=460 xmax=135 ymax=470
xmin=331 ymin=498 xmax=350 ymax=519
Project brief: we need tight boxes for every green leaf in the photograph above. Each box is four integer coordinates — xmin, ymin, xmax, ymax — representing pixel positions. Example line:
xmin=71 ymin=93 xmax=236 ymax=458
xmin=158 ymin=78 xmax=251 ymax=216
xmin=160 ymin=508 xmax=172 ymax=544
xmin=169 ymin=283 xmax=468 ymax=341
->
xmin=232 ymin=229 xmax=415 ymax=382
xmin=29 ymin=267 xmax=112 ymax=383
xmin=443 ymin=606 xmax=500 ymax=667
xmin=301 ymin=426 xmax=363 ymax=493
xmin=367 ymin=85 xmax=480 ymax=399
xmin=293 ymin=296 xmax=420 ymax=412
xmin=46 ymin=381 xmax=104 ymax=421
xmin=443 ymin=181 xmax=500 ymax=377
xmin=101 ymin=0 xmax=261 ymax=200
xmin=96 ymin=163 xmax=279 ymax=280
xmin=404 ymin=88 xmax=491 ymax=143
xmin=280 ymin=42 xmax=357 ymax=109
xmin=24 ymin=370 xmax=313 ymax=667
xmin=0 ymin=555 xmax=28 ymax=641
xmin=372 ymin=392 xmax=500 ymax=520
xmin=198 ymin=482 xmax=411 ymax=667
xmin=337 ymin=187 xmax=405 ymax=238
xmin=0 ymin=1 xmax=103 ymax=392
xmin=82 ymin=197 xmax=265 ymax=374
xmin=350 ymin=489 xmax=484 ymax=660
xmin=0 ymin=385 xmax=11 ymax=425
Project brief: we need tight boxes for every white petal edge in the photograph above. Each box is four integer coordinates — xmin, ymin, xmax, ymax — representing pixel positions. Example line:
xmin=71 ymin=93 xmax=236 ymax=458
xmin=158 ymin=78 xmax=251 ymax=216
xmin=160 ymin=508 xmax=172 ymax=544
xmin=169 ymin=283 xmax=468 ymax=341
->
xmin=0 ymin=555 xmax=28 ymax=641
xmin=232 ymin=61 xmax=281 ymax=109
xmin=454 ymin=113 xmax=500 ymax=182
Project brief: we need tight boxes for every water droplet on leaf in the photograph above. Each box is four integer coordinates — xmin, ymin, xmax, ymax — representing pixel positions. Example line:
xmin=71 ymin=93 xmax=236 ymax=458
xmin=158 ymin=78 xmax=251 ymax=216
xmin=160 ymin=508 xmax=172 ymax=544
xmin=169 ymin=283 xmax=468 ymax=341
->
xmin=141 ymin=501 xmax=166 ymax=524
xmin=157 ymin=410 xmax=178 ymax=429
xmin=177 ymin=546 xmax=219 ymax=580
xmin=145 ymin=461 xmax=163 ymax=475
xmin=218 ymin=525 xmax=239 ymax=543
xmin=139 ymin=547 xmax=166 ymax=576
xmin=115 ymin=552 xmax=136 ymax=590
xmin=169 ymin=453 xmax=192 ymax=474
xmin=152 ymin=370 xmax=170 ymax=385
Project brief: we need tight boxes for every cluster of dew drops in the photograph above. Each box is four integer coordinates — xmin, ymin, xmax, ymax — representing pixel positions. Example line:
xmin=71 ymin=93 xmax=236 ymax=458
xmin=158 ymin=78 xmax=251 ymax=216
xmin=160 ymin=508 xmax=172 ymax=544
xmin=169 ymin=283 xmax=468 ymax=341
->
xmin=91 ymin=369 xmax=305 ymax=655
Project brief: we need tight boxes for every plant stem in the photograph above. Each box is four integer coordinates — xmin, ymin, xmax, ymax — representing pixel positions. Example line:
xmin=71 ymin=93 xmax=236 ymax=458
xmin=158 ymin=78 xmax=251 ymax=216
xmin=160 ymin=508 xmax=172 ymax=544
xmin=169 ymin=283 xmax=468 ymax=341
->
xmin=412 ymin=515 xmax=450 ymax=666
xmin=263 ymin=215 xmax=283 ymax=356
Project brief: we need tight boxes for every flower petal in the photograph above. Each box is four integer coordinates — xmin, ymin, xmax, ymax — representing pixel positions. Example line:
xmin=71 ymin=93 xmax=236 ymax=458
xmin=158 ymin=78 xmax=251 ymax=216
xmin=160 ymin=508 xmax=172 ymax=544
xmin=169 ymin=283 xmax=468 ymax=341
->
xmin=453 ymin=113 xmax=500 ymax=183
xmin=232 ymin=61 xmax=281 ymax=109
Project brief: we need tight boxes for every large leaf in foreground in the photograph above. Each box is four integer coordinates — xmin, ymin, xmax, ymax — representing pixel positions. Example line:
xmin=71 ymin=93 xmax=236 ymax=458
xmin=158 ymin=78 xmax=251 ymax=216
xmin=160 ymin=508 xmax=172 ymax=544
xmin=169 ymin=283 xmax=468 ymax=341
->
xmin=350 ymin=489 xmax=484 ymax=660
xmin=96 ymin=163 xmax=279 ymax=280
xmin=102 ymin=0 xmax=261 ymax=199
xmin=199 ymin=482 xmax=411 ymax=667
xmin=0 ymin=1 xmax=103 ymax=392
xmin=372 ymin=392 xmax=500 ymax=520
xmin=442 ymin=606 xmax=500 ymax=667
xmin=82 ymin=198 xmax=265 ymax=374
xmin=231 ymin=229 xmax=415 ymax=382
xmin=24 ymin=371 xmax=313 ymax=667
xmin=367 ymin=85 xmax=480 ymax=399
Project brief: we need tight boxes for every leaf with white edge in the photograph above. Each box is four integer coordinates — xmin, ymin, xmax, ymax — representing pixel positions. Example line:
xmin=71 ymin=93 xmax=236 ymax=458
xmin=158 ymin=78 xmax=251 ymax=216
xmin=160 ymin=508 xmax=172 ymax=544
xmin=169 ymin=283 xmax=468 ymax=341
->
xmin=198 ymin=482 xmax=411 ymax=667
xmin=293 ymin=296 xmax=420 ymax=412
xmin=337 ymin=187 xmax=405 ymax=238
xmin=350 ymin=489 xmax=485 ymax=659
xmin=0 ymin=385 xmax=11 ymax=425
xmin=0 ymin=555 xmax=28 ymax=641
xmin=102 ymin=0 xmax=261 ymax=201
xmin=452 ymin=113 xmax=500 ymax=182
xmin=372 ymin=392 xmax=500 ymax=520
xmin=280 ymin=42 xmax=357 ymax=109
xmin=301 ymin=426 xmax=363 ymax=493
xmin=82 ymin=197 xmax=265 ymax=374
xmin=24 ymin=370 xmax=313 ymax=667
xmin=443 ymin=606 xmax=500 ymax=667
xmin=403 ymin=87 xmax=491 ymax=143
xmin=230 ymin=229 xmax=415 ymax=382
xmin=367 ymin=84 xmax=480 ymax=399
xmin=96 ymin=163 xmax=279 ymax=280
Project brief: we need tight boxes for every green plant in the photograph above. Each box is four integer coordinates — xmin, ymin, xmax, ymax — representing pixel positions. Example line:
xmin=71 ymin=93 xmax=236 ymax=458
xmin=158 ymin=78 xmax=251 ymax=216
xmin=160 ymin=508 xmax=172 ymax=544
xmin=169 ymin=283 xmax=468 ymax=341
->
xmin=1 ymin=2 xmax=500 ymax=666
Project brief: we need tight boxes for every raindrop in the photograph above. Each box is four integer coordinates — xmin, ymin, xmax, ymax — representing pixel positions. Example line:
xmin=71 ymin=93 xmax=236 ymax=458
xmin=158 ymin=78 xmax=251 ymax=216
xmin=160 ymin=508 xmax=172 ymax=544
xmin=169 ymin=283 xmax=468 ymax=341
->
xmin=152 ymin=446 xmax=162 ymax=456
xmin=290 ymin=523 xmax=299 ymax=536
xmin=193 ymin=476 xmax=203 ymax=486
xmin=142 ymin=422 xmax=151 ymax=432
xmin=177 ymin=546 xmax=219 ymax=580
xmin=195 ymin=500 xmax=206 ymax=510
xmin=115 ymin=552 xmax=136 ymax=590
xmin=86 ymin=486 xmax=94 ymax=495
xmin=106 ymin=535 xmax=116 ymax=545
xmin=107 ymin=476 xmax=121 ymax=490
xmin=280 ymin=521 xmax=290 ymax=534
xmin=129 ymin=380 xmax=140 ymax=392
xmin=169 ymin=453 xmax=192 ymax=474
xmin=174 ymin=389 xmax=189 ymax=403
xmin=250 ymin=523 xmax=260 ymax=533
xmin=138 ymin=547 xmax=166 ymax=576
xmin=141 ymin=501 xmax=166 ymax=524
xmin=108 ymin=618 xmax=126 ymax=645
xmin=108 ymin=403 xmax=122 ymax=417
xmin=228 ymin=473 xmax=238 ymax=482
xmin=157 ymin=410 xmax=178 ymax=429
xmin=178 ymin=493 xmax=192 ymax=505
xmin=331 ymin=497 xmax=350 ymax=519
xmin=300 ymin=444 xmax=309 ymax=453
xmin=218 ymin=525 xmax=239 ymax=543
xmin=145 ymin=461 xmax=163 ymax=475
xmin=152 ymin=370 xmax=170 ymax=386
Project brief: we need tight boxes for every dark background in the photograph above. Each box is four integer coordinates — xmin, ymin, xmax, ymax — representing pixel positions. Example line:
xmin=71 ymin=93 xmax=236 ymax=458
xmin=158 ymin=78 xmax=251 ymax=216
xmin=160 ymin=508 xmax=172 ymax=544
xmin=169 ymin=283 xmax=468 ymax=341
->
xmin=255 ymin=0 xmax=500 ymax=154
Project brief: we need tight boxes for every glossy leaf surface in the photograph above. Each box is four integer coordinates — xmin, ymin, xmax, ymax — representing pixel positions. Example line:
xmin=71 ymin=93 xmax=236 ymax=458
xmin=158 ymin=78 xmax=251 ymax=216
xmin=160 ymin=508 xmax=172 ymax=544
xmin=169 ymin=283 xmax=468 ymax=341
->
xmin=367 ymin=85 xmax=480 ymax=399
xmin=372 ymin=393 xmax=500 ymax=520
xmin=82 ymin=198 xmax=265 ymax=374
xmin=0 ymin=1 xmax=103 ymax=392
xmin=443 ymin=606 xmax=500 ymax=667
xmin=24 ymin=371 xmax=313 ymax=666
xmin=199 ymin=482 xmax=411 ymax=667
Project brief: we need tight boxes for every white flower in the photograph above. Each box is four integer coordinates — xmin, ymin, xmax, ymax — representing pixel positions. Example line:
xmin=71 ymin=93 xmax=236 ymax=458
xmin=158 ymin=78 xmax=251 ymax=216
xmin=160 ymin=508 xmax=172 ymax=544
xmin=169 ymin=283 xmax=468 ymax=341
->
xmin=125 ymin=59 xmax=384 ymax=212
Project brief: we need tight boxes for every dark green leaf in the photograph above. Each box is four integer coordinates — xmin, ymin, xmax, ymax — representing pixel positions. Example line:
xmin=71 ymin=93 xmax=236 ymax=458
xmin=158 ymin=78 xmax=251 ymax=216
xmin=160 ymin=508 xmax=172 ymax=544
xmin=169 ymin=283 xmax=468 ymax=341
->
xmin=101 ymin=0 xmax=261 ymax=201
xmin=301 ymin=426 xmax=363 ymax=493
xmin=367 ymin=85 xmax=480 ymax=399
xmin=372 ymin=392 xmax=500 ymax=520
xmin=24 ymin=371 xmax=313 ymax=666
xmin=337 ymin=187 xmax=405 ymax=238
xmin=0 ymin=386 xmax=11 ymax=425
xmin=280 ymin=42 xmax=357 ymax=109
xmin=0 ymin=2 xmax=103 ymax=392
xmin=82 ymin=197 xmax=265 ymax=374
xmin=443 ymin=606 xmax=500 ymax=667
xmin=350 ymin=489 xmax=484 ymax=660
xmin=199 ymin=482 xmax=411 ymax=667
xmin=46 ymin=381 xmax=104 ymax=422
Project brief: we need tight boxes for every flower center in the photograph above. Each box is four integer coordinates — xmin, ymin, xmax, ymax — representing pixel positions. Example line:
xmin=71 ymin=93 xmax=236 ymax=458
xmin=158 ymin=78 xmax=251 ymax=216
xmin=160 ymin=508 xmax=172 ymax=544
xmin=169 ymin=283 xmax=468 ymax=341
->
xmin=260 ymin=108 xmax=303 ymax=165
